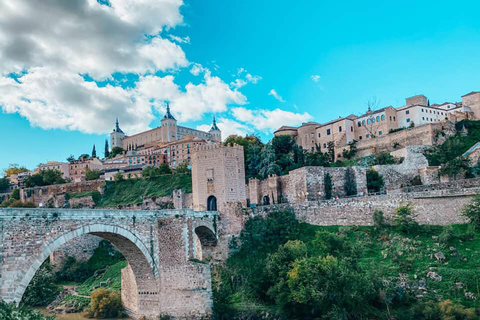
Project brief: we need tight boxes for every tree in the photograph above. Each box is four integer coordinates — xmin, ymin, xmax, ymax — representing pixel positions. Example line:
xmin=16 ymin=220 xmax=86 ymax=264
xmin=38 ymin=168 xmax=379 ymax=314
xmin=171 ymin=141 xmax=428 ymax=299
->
xmin=367 ymin=168 xmax=384 ymax=193
xmin=0 ymin=177 xmax=9 ymax=193
xmin=439 ymin=157 xmax=471 ymax=179
xmin=462 ymin=193 xmax=480 ymax=228
xmin=66 ymin=155 xmax=75 ymax=163
xmin=78 ymin=154 xmax=89 ymax=160
xmin=158 ymin=163 xmax=172 ymax=174
xmin=114 ymin=172 xmax=124 ymax=182
xmin=3 ymin=164 xmax=28 ymax=177
xmin=393 ymin=203 xmax=418 ymax=233
xmin=25 ymin=169 xmax=67 ymax=187
xmin=175 ymin=162 xmax=190 ymax=174
xmin=374 ymin=152 xmax=396 ymax=165
xmin=326 ymin=141 xmax=335 ymax=163
xmin=342 ymin=140 xmax=358 ymax=160
xmin=85 ymin=169 xmax=101 ymax=181
xmin=344 ymin=167 xmax=357 ymax=196
xmin=272 ymin=135 xmax=295 ymax=155
xmin=324 ymin=173 xmax=333 ymax=199
xmin=104 ymin=139 xmax=110 ymax=158
xmin=10 ymin=188 xmax=20 ymax=200
xmin=87 ymin=288 xmax=123 ymax=318
xmin=91 ymin=144 xmax=97 ymax=158
xmin=21 ymin=262 xmax=60 ymax=307
xmin=109 ymin=146 xmax=124 ymax=158
xmin=259 ymin=143 xmax=281 ymax=178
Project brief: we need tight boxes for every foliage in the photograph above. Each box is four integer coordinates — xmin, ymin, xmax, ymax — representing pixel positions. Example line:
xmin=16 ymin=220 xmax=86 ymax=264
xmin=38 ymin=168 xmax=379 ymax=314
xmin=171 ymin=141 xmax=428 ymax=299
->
xmin=100 ymin=174 xmax=191 ymax=207
xmin=109 ymin=147 xmax=124 ymax=158
xmin=373 ymin=209 xmax=385 ymax=227
xmin=3 ymin=164 xmax=29 ymax=177
xmin=22 ymin=262 xmax=61 ymax=307
xmin=66 ymin=155 xmax=75 ymax=163
xmin=55 ymin=256 xmax=91 ymax=283
xmin=438 ymin=225 xmax=455 ymax=248
xmin=8 ymin=200 xmax=36 ymax=208
xmin=393 ymin=203 xmax=418 ymax=233
xmin=225 ymin=134 xmax=264 ymax=180
xmin=67 ymin=190 xmax=102 ymax=205
xmin=0 ymin=177 xmax=9 ymax=193
xmin=439 ymin=156 xmax=472 ymax=179
xmin=326 ymin=141 xmax=335 ymax=163
xmin=91 ymin=144 xmax=97 ymax=158
xmin=85 ymin=169 xmax=101 ymax=181
xmin=367 ymin=168 xmax=384 ymax=193
xmin=104 ymin=139 xmax=110 ymax=158
xmin=342 ymin=140 xmax=358 ymax=160
xmin=86 ymin=288 xmax=123 ymax=319
xmin=0 ymin=301 xmax=54 ymax=320
xmin=113 ymin=172 xmax=124 ymax=182
xmin=10 ymin=188 xmax=20 ymax=200
xmin=78 ymin=154 xmax=90 ymax=160
xmin=344 ymin=167 xmax=357 ymax=196
xmin=324 ymin=173 xmax=332 ymax=200
xmin=374 ymin=152 xmax=396 ymax=165
xmin=24 ymin=169 xmax=68 ymax=187
xmin=175 ymin=162 xmax=190 ymax=174
xmin=462 ymin=193 xmax=480 ymax=228
xmin=142 ymin=164 xmax=172 ymax=178
xmin=76 ymin=260 xmax=127 ymax=296
xmin=258 ymin=143 xmax=281 ymax=178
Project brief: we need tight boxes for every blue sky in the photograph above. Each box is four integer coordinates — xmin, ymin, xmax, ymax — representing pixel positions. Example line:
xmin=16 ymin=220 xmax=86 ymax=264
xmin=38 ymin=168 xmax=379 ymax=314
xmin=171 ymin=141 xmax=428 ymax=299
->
xmin=1 ymin=0 xmax=480 ymax=172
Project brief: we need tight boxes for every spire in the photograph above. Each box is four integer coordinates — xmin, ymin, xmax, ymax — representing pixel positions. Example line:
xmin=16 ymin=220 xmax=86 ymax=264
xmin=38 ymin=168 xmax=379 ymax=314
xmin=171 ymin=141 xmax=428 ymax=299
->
xmin=114 ymin=117 xmax=124 ymax=133
xmin=210 ymin=115 xmax=220 ymax=131
xmin=163 ymin=102 xmax=176 ymax=120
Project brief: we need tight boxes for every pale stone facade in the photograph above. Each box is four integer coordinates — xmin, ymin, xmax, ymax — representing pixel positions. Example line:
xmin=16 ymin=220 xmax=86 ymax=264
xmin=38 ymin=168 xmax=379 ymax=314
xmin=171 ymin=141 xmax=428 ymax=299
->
xmin=191 ymin=144 xmax=246 ymax=211
xmin=38 ymin=161 xmax=70 ymax=179
xmin=68 ymin=158 xmax=103 ymax=183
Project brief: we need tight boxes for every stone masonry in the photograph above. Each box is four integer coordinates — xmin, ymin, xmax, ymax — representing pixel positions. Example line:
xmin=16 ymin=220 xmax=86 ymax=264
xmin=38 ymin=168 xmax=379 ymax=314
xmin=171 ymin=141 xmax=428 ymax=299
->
xmin=0 ymin=208 xmax=218 ymax=319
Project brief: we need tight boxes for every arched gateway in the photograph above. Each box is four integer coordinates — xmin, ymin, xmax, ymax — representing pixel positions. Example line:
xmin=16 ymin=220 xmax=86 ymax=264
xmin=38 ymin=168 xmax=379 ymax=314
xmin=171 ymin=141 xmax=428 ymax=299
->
xmin=0 ymin=208 xmax=218 ymax=319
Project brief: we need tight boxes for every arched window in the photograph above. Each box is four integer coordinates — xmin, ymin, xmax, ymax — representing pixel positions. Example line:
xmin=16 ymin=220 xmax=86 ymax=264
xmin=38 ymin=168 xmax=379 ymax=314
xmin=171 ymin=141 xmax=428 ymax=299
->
xmin=381 ymin=115 xmax=385 ymax=121
xmin=357 ymin=121 xmax=361 ymax=127
xmin=263 ymin=195 xmax=270 ymax=206
xmin=207 ymin=196 xmax=217 ymax=211
xmin=367 ymin=119 xmax=371 ymax=124
xmin=362 ymin=120 xmax=365 ymax=125
xmin=376 ymin=116 xmax=380 ymax=122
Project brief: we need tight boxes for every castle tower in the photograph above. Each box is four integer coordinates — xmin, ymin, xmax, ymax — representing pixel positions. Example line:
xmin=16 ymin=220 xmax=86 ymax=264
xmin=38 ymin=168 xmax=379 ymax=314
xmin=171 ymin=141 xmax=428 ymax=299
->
xmin=191 ymin=144 xmax=246 ymax=211
xmin=462 ymin=92 xmax=480 ymax=119
xmin=110 ymin=117 xmax=125 ymax=149
xmin=161 ymin=102 xmax=177 ymax=142
xmin=209 ymin=116 xmax=222 ymax=143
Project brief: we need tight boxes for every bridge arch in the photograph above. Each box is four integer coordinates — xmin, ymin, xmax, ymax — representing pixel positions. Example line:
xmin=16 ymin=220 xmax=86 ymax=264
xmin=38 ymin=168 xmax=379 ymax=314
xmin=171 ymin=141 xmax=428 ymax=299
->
xmin=194 ymin=224 xmax=217 ymax=260
xmin=14 ymin=224 xmax=159 ymax=318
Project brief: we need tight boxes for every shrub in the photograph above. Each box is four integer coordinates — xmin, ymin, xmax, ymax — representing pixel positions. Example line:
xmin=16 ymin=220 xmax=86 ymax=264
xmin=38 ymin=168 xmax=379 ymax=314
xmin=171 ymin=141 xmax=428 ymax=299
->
xmin=10 ymin=188 xmax=20 ymax=200
xmin=393 ymin=203 xmax=418 ymax=234
xmin=22 ymin=262 xmax=61 ymax=307
xmin=0 ymin=301 xmax=54 ymax=320
xmin=344 ymin=167 xmax=357 ymax=196
xmin=86 ymin=288 xmax=123 ymax=319
xmin=462 ymin=194 xmax=480 ymax=228
xmin=373 ymin=209 xmax=385 ymax=227
xmin=113 ymin=172 xmax=124 ymax=182
xmin=56 ymin=256 xmax=91 ymax=283
xmin=438 ymin=225 xmax=455 ymax=247
xmin=367 ymin=168 xmax=384 ymax=193
xmin=85 ymin=169 xmax=101 ymax=181
xmin=374 ymin=152 xmax=395 ymax=165
xmin=324 ymin=173 xmax=332 ymax=199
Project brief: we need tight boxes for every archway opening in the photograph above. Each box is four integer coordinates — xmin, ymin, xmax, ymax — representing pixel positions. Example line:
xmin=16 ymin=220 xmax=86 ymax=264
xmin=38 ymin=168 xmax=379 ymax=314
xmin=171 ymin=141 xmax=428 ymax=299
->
xmin=16 ymin=225 xmax=159 ymax=319
xmin=263 ymin=195 xmax=270 ymax=205
xmin=194 ymin=226 xmax=218 ymax=261
xmin=207 ymin=195 xmax=217 ymax=211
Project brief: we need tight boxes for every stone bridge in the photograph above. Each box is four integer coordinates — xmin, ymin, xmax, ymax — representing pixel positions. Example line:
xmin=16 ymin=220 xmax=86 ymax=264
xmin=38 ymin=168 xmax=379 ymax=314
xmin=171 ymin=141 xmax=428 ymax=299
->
xmin=0 ymin=208 xmax=220 ymax=319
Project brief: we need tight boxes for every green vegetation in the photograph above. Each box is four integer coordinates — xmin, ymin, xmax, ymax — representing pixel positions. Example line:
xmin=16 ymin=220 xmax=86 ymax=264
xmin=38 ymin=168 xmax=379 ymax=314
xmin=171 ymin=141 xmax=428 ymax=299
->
xmin=85 ymin=169 xmax=101 ymax=181
xmin=22 ymin=262 xmax=61 ymax=307
xmin=66 ymin=190 xmax=102 ymax=206
xmin=11 ymin=188 xmax=20 ymax=200
xmin=0 ymin=301 xmax=54 ymax=320
xmin=142 ymin=164 xmax=172 ymax=177
xmin=76 ymin=260 xmax=127 ymax=296
xmin=85 ymin=288 xmax=123 ymax=319
xmin=3 ymin=163 xmax=29 ymax=177
xmin=213 ymin=207 xmax=480 ymax=319
xmin=0 ymin=198 xmax=36 ymax=208
xmin=367 ymin=168 xmax=384 ymax=193
xmin=0 ymin=177 xmax=9 ymax=193
xmin=108 ymin=147 xmax=124 ymax=159
xmin=99 ymin=174 xmax=191 ymax=207
xmin=324 ymin=173 xmax=332 ymax=200
xmin=25 ymin=169 xmax=69 ymax=187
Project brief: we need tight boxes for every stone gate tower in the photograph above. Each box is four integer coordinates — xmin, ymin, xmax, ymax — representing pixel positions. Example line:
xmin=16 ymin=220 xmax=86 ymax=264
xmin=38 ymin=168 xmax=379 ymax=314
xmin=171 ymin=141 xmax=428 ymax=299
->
xmin=191 ymin=144 xmax=246 ymax=211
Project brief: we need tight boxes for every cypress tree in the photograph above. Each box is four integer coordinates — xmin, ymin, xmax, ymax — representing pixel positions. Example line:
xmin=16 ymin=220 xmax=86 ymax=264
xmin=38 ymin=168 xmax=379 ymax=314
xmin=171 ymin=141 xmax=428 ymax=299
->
xmin=104 ymin=139 xmax=110 ymax=158
xmin=324 ymin=173 xmax=333 ymax=199
xmin=92 ymin=144 xmax=97 ymax=158
xmin=344 ymin=167 xmax=357 ymax=196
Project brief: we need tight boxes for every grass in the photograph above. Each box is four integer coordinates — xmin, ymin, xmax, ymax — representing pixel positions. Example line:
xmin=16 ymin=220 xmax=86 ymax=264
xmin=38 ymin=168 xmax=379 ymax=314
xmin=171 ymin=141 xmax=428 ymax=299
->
xmin=98 ymin=174 xmax=192 ymax=207
xmin=66 ymin=190 xmax=101 ymax=205
xmin=76 ymin=260 xmax=127 ymax=296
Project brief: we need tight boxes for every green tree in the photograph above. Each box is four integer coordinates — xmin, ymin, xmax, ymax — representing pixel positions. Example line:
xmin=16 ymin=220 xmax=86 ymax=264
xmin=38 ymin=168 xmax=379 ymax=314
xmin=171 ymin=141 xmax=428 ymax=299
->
xmin=326 ymin=141 xmax=335 ymax=163
xmin=324 ymin=172 xmax=333 ymax=199
xmin=114 ymin=172 xmax=124 ymax=182
xmin=439 ymin=156 xmax=471 ymax=179
xmin=78 ymin=154 xmax=89 ymax=160
xmin=393 ymin=203 xmax=418 ymax=233
xmin=25 ymin=169 xmax=67 ymax=187
xmin=175 ymin=162 xmax=190 ymax=174
xmin=10 ymin=188 xmax=20 ymax=200
xmin=259 ymin=143 xmax=281 ymax=178
xmin=367 ymin=168 xmax=384 ymax=193
xmin=85 ymin=169 xmax=101 ymax=181
xmin=0 ymin=301 xmax=54 ymax=320
xmin=344 ymin=167 xmax=357 ymax=196
xmin=342 ymin=140 xmax=358 ymax=160
xmin=0 ymin=177 xmax=9 ymax=193
xmin=462 ymin=193 xmax=480 ymax=228
xmin=272 ymin=135 xmax=296 ymax=155
xmin=66 ymin=154 xmax=75 ymax=163
xmin=374 ymin=152 xmax=396 ymax=165
xmin=87 ymin=288 xmax=123 ymax=318
xmin=4 ymin=164 xmax=29 ymax=177
xmin=109 ymin=146 xmax=124 ymax=158
xmin=22 ymin=262 xmax=60 ymax=306
xmin=91 ymin=144 xmax=97 ymax=158
xmin=104 ymin=139 xmax=110 ymax=158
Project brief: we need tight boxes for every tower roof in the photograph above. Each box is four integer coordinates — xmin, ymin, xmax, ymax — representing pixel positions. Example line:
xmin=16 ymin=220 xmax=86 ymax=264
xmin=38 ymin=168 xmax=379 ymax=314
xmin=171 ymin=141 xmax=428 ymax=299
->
xmin=163 ymin=102 xmax=176 ymax=120
xmin=210 ymin=116 xmax=220 ymax=131
xmin=114 ymin=117 xmax=124 ymax=133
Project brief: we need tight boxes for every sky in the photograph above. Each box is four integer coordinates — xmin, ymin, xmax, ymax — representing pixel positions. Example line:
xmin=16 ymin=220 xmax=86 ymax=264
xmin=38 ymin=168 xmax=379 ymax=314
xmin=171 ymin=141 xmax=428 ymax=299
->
xmin=1 ymin=0 xmax=480 ymax=172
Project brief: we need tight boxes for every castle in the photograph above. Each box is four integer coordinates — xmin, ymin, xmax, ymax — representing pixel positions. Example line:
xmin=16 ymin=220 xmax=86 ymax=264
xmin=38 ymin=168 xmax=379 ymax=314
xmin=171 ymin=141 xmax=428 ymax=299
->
xmin=110 ymin=103 xmax=221 ymax=168
xmin=275 ymin=91 xmax=480 ymax=159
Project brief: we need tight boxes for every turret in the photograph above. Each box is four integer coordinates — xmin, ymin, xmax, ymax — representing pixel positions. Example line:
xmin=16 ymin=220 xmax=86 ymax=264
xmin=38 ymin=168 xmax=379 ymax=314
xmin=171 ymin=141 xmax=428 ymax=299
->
xmin=209 ymin=116 xmax=222 ymax=143
xmin=160 ymin=102 xmax=177 ymax=142
xmin=110 ymin=117 xmax=125 ymax=149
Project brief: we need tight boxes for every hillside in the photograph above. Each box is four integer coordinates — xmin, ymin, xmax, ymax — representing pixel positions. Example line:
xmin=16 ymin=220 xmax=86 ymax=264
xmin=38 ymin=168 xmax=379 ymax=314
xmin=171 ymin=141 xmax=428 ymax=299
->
xmin=213 ymin=208 xmax=480 ymax=320
xmin=98 ymin=174 xmax=192 ymax=207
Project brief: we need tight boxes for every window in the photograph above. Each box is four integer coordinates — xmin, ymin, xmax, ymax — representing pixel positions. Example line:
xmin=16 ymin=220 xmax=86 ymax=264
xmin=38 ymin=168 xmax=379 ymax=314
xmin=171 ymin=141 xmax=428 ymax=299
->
xmin=366 ymin=134 xmax=370 ymax=138
xmin=376 ymin=116 xmax=380 ymax=122
xmin=318 ymin=133 xmax=321 ymax=138
xmin=406 ymin=110 xmax=410 ymax=115
xmin=407 ymin=118 xmax=411 ymax=122
xmin=339 ymin=126 xmax=342 ymax=132
xmin=362 ymin=120 xmax=366 ymax=125
xmin=421 ymin=109 xmax=424 ymax=112
xmin=311 ymin=147 xmax=314 ymax=152
xmin=351 ymin=126 xmax=353 ymax=132
xmin=358 ymin=121 xmax=361 ymax=127
xmin=381 ymin=115 xmax=385 ymax=121
xmin=327 ymin=129 xmax=331 ymax=135
xmin=390 ymin=116 xmax=392 ymax=121
xmin=323 ymin=143 xmax=326 ymax=148
xmin=394 ymin=116 xmax=396 ymax=121
xmin=372 ymin=117 xmax=375 ymax=123
xmin=367 ymin=119 xmax=371 ymax=124
xmin=422 ymin=117 xmax=425 ymax=120
xmin=359 ymin=136 xmax=362 ymax=140
xmin=379 ymin=131 xmax=382 ymax=135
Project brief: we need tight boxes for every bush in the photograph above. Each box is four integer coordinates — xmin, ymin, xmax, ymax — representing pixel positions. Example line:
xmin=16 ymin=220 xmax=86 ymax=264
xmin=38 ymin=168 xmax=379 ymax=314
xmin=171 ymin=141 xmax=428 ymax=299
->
xmin=0 ymin=301 xmax=54 ymax=320
xmin=85 ymin=169 xmax=101 ymax=181
xmin=374 ymin=152 xmax=396 ymax=165
xmin=86 ymin=288 xmax=123 ymax=319
xmin=367 ymin=168 xmax=384 ymax=193
xmin=22 ymin=262 xmax=61 ymax=307
xmin=344 ymin=167 xmax=357 ymax=196
xmin=24 ymin=169 xmax=68 ymax=187
xmin=10 ymin=188 xmax=20 ymax=200
xmin=56 ymin=256 xmax=91 ymax=283
xmin=373 ymin=209 xmax=385 ymax=227
xmin=462 ymin=194 xmax=480 ymax=228
xmin=393 ymin=203 xmax=418 ymax=234
xmin=324 ymin=173 xmax=332 ymax=199
xmin=438 ymin=225 xmax=455 ymax=247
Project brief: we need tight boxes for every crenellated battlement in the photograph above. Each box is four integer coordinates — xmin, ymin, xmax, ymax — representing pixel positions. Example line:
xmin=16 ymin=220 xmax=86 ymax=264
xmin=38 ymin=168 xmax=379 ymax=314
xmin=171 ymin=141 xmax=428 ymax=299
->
xmin=193 ymin=143 xmax=243 ymax=153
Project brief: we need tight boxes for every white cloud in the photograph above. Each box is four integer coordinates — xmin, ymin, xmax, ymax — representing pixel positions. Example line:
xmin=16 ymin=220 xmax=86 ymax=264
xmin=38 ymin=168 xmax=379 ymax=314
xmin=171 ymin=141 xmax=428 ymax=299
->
xmin=311 ymin=75 xmax=321 ymax=82
xmin=268 ymin=89 xmax=285 ymax=102
xmin=197 ymin=117 xmax=251 ymax=139
xmin=230 ymin=79 xmax=248 ymax=89
xmin=246 ymin=73 xmax=262 ymax=84
xmin=190 ymin=63 xmax=207 ymax=76
xmin=232 ymin=107 xmax=312 ymax=133
xmin=168 ymin=34 xmax=191 ymax=44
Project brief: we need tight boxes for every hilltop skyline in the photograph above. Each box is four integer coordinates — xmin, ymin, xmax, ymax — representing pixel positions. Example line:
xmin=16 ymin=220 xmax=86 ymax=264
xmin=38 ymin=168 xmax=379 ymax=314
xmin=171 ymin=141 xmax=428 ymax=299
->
xmin=1 ymin=0 xmax=480 ymax=171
